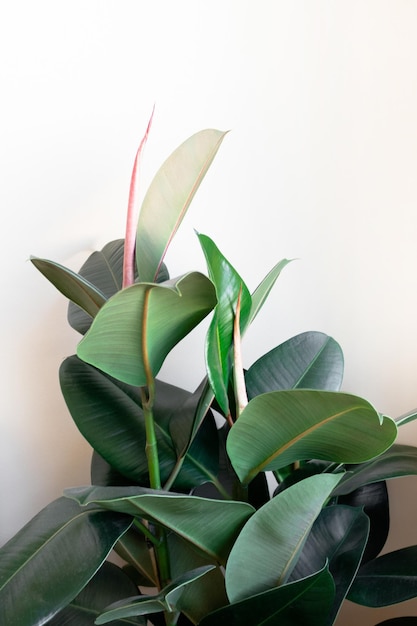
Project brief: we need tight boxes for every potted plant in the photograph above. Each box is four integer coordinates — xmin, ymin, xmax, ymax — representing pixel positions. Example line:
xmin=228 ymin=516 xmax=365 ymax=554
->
xmin=2 ymin=120 xmax=417 ymax=626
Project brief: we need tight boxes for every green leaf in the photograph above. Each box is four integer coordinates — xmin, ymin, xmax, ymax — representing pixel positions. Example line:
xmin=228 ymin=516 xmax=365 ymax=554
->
xmin=95 ymin=566 xmax=214 ymax=624
xmin=60 ymin=357 xmax=219 ymax=490
xmin=348 ymin=546 xmax=417 ymax=607
xmin=31 ymin=256 xmax=107 ymax=319
xmin=290 ymin=505 xmax=369 ymax=625
xmin=225 ymin=473 xmax=342 ymax=602
xmin=200 ymin=565 xmax=335 ymax=626
xmin=246 ymin=331 xmax=344 ymax=398
xmin=334 ymin=444 xmax=417 ymax=496
xmin=46 ymin=561 xmax=145 ymax=625
xmin=0 ymin=497 xmax=132 ymax=626
xmin=198 ymin=233 xmax=252 ymax=415
xmin=227 ymin=389 xmax=397 ymax=484
xmin=136 ymin=129 xmax=228 ymax=282
xmin=77 ymin=272 xmax=216 ymax=386
xmin=66 ymin=240 xmax=124 ymax=334
xmin=336 ymin=482 xmax=389 ymax=563
xmin=167 ymin=533 xmax=228 ymax=622
xmin=66 ymin=486 xmax=255 ymax=565
xmin=249 ymin=258 xmax=292 ymax=325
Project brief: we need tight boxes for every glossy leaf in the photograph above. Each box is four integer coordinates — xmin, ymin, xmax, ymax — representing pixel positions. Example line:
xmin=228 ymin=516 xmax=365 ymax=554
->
xmin=66 ymin=239 xmax=124 ymax=334
xmin=60 ymin=356 xmax=219 ymax=489
xmin=167 ymin=533 xmax=228 ymax=622
xmin=95 ymin=566 xmax=214 ymax=623
xmin=225 ymin=473 xmax=342 ymax=602
xmin=249 ymin=258 xmax=292 ymax=324
xmin=337 ymin=481 xmax=389 ymax=563
xmin=0 ymin=497 xmax=132 ymax=626
xmin=66 ymin=486 xmax=255 ymax=565
xmin=201 ymin=564 xmax=335 ymax=626
xmin=46 ymin=561 xmax=145 ymax=625
xmin=198 ymin=233 xmax=252 ymax=416
xmin=290 ymin=505 xmax=369 ymax=625
xmin=31 ymin=256 xmax=106 ymax=319
xmin=348 ymin=546 xmax=417 ymax=607
xmin=136 ymin=129 xmax=228 ymax=282
xmin=77 ymin=272 xmax=216 ymax=386
xmin=334 ymin=444 xmax=417 ymax=496
xmin=245 ymin=331 xmax=344 ymax=398
xmin=227 ymin=389 xmax=397 ymax=484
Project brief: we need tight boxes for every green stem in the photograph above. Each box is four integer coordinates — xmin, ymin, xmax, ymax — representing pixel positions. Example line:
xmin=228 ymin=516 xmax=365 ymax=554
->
xmin=141 ymin=383 xmax=161 ymax=490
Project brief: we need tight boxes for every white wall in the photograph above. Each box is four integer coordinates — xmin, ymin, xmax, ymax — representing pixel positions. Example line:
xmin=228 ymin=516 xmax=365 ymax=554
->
xmin=2 ymin=1 xmax=417 ymax=623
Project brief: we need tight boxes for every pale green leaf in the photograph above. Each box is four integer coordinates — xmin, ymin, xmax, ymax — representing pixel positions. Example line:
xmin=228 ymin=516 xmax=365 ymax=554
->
xmin=227 ymin=390 xmax=397 ymax=484
xmin=225 ymin=474 xmax=342 ymax=602
xmin=136 ymin=129 xmax=228 ymax=282
xmin=249 ymin=258 xmax=292 ymax=325
xmin=77 ymin=272 xmax=216 ymax=386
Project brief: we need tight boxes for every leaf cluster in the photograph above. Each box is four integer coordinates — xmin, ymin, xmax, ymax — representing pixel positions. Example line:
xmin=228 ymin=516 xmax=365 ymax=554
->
xmin=2 ymin=127 xmax=417 ymax=626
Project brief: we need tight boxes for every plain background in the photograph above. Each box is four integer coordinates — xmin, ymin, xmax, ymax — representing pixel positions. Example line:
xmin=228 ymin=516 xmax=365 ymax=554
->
xmin=2 ymin=2 xmax=417 ymax=623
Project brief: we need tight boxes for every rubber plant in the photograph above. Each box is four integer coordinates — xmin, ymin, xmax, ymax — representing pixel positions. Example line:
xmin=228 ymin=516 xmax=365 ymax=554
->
xmin=2 ymin=121 xmax=417 ymax=626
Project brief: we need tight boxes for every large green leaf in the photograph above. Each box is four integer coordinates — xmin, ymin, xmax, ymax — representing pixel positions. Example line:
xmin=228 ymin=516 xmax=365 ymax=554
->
xmin=136 ymin=129 xmax=228 ymax=282
xmin=201 ymin=564 xmax=335 ymax=626
xmin=95 ymin=566 xmax=214 ymax=624
xmin=77 ymin=272 xmax=216 ymax=386
xmin=249 ymin=258 xmax=292 ymax=325
xmin=60 ymin=356 xmax=219 ymax=490
xmin=0 ymin=497 xmax=132 ymax=626
xmin=198 ymin=233 xmax=252 ymax=416
xmin=46 ymin=561 xmax=145 ymax=625
xmin=31 ymin=256 xmax=107 ymax=319
xmin=245 ymin=331 xmax=344 ymax=398
xmin=66 ymin=486 xmax=255 ymax=565
xmin=348 ymin=546 xmax=417 ymax=607
xmin=334 ymin=444 xmax=417 ymax=496
xmin=227 ymin=389 xmax=397 ymax=484
xmin=289 ymin=505 xmax=369 ymax=625
xmin=225 ymin=473 xmax=342 ymax=602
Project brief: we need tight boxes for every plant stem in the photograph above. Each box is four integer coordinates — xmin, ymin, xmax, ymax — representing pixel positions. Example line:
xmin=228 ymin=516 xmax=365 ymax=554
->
xmin=141 ymin=384 xmax=162 ymax=491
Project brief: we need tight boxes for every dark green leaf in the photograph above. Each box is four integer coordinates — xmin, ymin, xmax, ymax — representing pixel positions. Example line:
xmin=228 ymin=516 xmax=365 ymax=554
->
xmin=67 ymin=240 xmax=124 ymax=334
xmin=66 ymin=486 xmax=255 ymax=565
xmin=290 ymin=505 xmax=369 ymax=625
xmin=337 ymin=481 xmax=389 ymax=563
xmin=245 ymin=331 xmax=344 ymax=398
xmin=46 ymin=562 xmax=145 ymax=625
xmin=200 ymin=565 xmax=335 ymax=626
xmin=31 ymin=256 xmax=106 ymax=319
xmin=0 ymin=497 xmax=132 ymax=626
xmin=334 ymin=445 xmax=417 ymax=496
xmin=348 ymin=546 xmax=417 ymax=607
xmin=95 ymin=566 xmax=214 ymax=623
xmin=60 ymin=356 xmax=218 ymax=490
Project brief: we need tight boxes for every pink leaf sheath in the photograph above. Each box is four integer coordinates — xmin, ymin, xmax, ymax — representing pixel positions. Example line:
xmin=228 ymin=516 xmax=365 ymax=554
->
xmin=122 ymin=106 xmax=155 ymax=288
